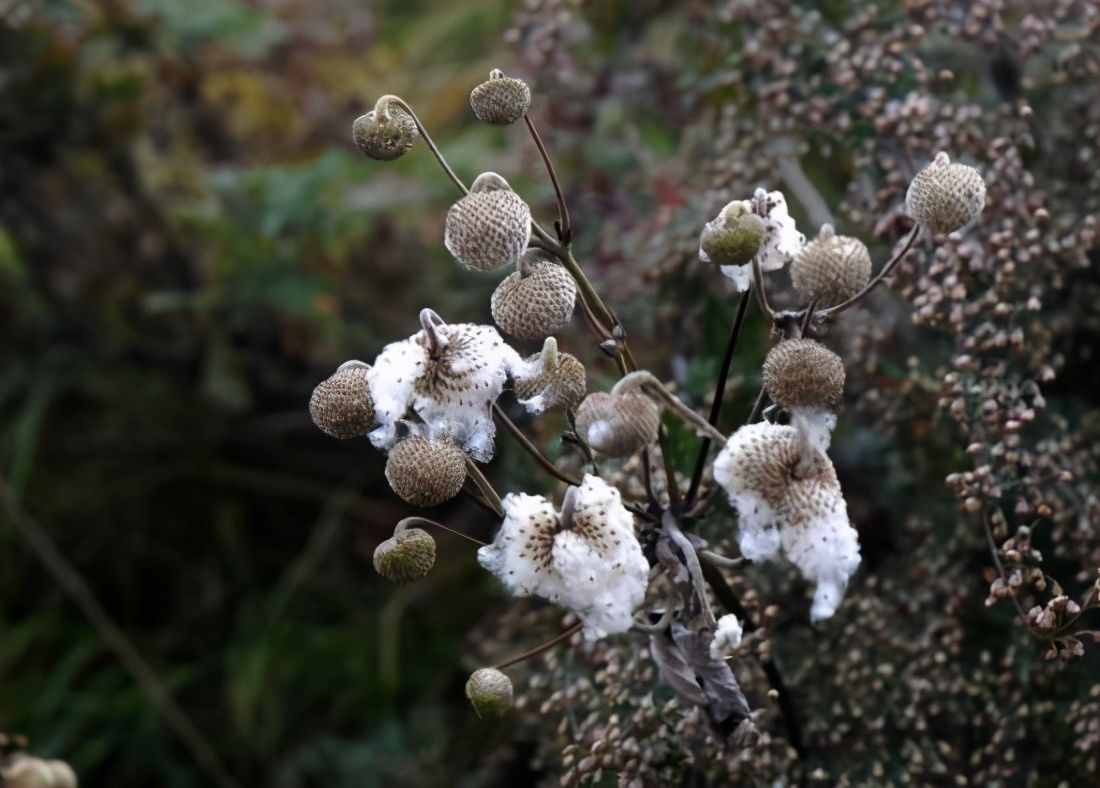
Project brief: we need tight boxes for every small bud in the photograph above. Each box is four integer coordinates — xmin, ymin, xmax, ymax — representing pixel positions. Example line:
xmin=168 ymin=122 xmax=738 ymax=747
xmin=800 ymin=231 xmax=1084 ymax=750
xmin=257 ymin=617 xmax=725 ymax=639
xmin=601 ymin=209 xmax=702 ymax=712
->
xmin=309 ymin=362 xmax=375 ymax=439
xmin=444 ymin=173 xmax=532 ymax=272
xmin=385 ymin=435 xmax=467 ymax=507
xmin=791 ymin=225 xmax=872 ymax=306
xmin=373 ymin=525 xmax=436 ymax=583
xmin=574 ymin=391 xmax=660 ymax=457
xmin=513 ymin=338 xmax=587 ymax=413
xmin=762 ymin=339 xmax=846 ymax=410
xmin=699 ymin=200 xmax=767 ymax=267
xmin=352 ymin=97 xmax=418 ymax=161
xmin=491 ymin=252 xmax=576 ymax=339
xmin=470 ymin=69 xmax=532 ymax=125
xmin=905 ymin=152 xmax=986 ymax=235
xmin=465 ymin=667 xmax=514 ymax=718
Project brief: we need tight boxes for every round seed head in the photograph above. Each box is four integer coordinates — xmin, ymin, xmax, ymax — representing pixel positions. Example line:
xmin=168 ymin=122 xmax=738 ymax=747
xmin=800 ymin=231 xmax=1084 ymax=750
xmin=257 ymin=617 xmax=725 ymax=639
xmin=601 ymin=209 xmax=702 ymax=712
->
xmin=791 ymin=225 xmax=872 ymax=306
xmin=575 ymin=391 xmax=661 ymax=457
xmin=44 ymin=762 xmax=77 ymax=788
xmin=514 ymin=342 xmax=586 ymax=413
xmin=385 ymin=435 xmax=467 ymax=507
xmin=352 ymin=99 xmax=418 ymax=161
xmin=310 ymin=362 xmax=375 ymax=439
xmin=470 ymin=69 xmax=531 ymax=125
xmin=444 ymin=173 xmax=532 ymax=272
xmin=491 ymin=253 xmax=577 ymax=340
xmin=699 ymin=200 xmax=767 ymax=267
xmin=762 ymin=339 xmax=845 ymax=411
xmin=465 ymin=667 xmax=514 ymax=718
xmin=1 ymin=756 xmax=55 ymax=788
xmin=373 ymin=527 xmax=436 ymax=583
xmin=905 ymin=152 xmax=986 ymax=235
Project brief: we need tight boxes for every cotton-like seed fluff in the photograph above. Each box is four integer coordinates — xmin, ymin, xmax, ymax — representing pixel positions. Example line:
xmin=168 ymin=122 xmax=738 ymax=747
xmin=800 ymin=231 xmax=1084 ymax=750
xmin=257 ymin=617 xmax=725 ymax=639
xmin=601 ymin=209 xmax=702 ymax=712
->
xmin=514 ymin=351 xmax=586 ymax=413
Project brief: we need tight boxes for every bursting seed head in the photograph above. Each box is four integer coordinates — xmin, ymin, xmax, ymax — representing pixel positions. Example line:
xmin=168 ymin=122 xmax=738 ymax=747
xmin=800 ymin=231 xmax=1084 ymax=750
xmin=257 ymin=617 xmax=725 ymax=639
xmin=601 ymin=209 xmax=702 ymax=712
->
xmin=513 ymin=338 xmax=586 ymax=413
xmin=575 ymin=391 xmax=660 ymax=457
xmin=385 ymin=434 xmax=467 ymax=507
xmin=352 ymin=98 xmax=418 ymax=161
xmin=470 ymin=69 xmax=531 ymax=125
xmin=444 ymin=173 xmax=532 ymax=272
xmin=491 ymin=252 xmax=577 ymax=340
xmin=465 ymin=668 xmax=514 ymax=718
xmin=699 ymin=200 xmax=767 ymax=267
xmin=791 ymin=225 xmax=872 ymax=306
xmin=762 ymin=339 xmax=846 ymax=411
xmin=310 ymin=362 xmax=375 ymax=439
xmin=906 ymin=152 xmax=986 ymax=235
xmin=373 ymin=527 xmax=436 ymax=583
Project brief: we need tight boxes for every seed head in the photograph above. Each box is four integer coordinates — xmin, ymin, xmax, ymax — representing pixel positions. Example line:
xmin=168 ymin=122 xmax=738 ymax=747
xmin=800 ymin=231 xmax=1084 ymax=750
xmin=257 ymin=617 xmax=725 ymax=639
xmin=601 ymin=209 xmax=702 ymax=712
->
xmin=905 ymin=152 xmax=986 ymax=234
xmin=762 ymin=339 xmax=845 ymax=411
xmin=309 ymin=361 xmax=375 ymax=439
xmin=385 ymin=434 xmax=467 ymax=507
xmin=444 ymin=173 xmax=532 ymax=272
xmin=791 ymin=225 xmax=872 ymax=306
xmin=373 ymin=526 xmax=436 ymax=583
xmin=491 ymin=252 xmax=577 ymax=340
xmin=513 ymin=338 xmax=586 ymax=413
xmin=470 ymin=69 xmax=531 ymax=125
xmin=1 ymin=756 xmax=77 ymax=788
xmin=575 ymin=391 xmax=660 ymax=457
xmin=465 ymin=667 xmax=514 ymax=718
xmin=699 ymin=200 xmax=766 ymax=267
xmin=352 ymin=98 xmax=418 ymax=161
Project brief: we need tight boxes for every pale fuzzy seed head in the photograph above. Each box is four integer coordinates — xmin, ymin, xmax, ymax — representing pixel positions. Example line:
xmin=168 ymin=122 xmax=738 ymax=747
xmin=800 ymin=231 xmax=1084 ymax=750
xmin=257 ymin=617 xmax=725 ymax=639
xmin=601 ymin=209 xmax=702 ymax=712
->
xmin=762 ymin=338 xmax=846 ymax=411
xmin=491 ymin=254 xmax=577 ymax=340
xmin=466 ymin=668 xmax=514 ymax=718
xmin=385 ymin=434 xmax=467 ymax=507
xmin=791 ymin=225 xmax=872 ymax=306
xmin=514 ymin=351 xmax=586 ymax=414
xmin=44 ymin=762 xmax=77 ymax=788
xmin=1 ymin=755 xmax=74 ymax=788
xmin=477 ymin=475 xmax=650 ymax=639
xmin=699 ymin=200 xmax=766 ymax=268
xmin=710 ymin=613 xmax=744 ymax=660
xmin=719 ymin=189 xmax=805 ymax=291
xmin=905 ymin=152 xmax=986 ymax=235
xmin=309 ymin=363 xmax=375 ymax=439
xmin=352 ymin=102 xmax=418 ymax=161
xmin=373 ymin=527 xmax=437 ymax=583
xmin=444 ymin=173 xmax=531 ymax=272
xmin=470 ymin=70 xmax=532 ymax=125
xmin=574 ymin=391 xmax=660 ymax=458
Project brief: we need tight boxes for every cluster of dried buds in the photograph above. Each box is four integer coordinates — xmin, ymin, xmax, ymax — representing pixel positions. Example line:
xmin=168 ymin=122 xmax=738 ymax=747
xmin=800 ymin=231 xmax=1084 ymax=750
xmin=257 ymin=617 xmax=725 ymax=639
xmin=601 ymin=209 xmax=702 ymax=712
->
xmin=0 ymin=733 xmax=77 ymax=788
xmin=309 ymin=67 xmax=985 ymax=742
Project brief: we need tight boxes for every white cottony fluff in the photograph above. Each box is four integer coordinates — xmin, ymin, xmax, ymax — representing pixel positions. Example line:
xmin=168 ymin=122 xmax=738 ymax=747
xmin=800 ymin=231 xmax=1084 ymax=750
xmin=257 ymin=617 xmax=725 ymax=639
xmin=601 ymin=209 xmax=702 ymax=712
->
xmin=789 ymin=406 xmax=837 ymax=455
xmin=367 ymin=337 xmax=430 ymax=451
xmin=710 ymin=613 xmax=744 ymax=660
xmin=719 ymin=189 xmax=805 ymax=291
xmin=714 ymin=421 xmax=860 ymax=622
xmin=477 ymin=474 xmax=650 ymax=639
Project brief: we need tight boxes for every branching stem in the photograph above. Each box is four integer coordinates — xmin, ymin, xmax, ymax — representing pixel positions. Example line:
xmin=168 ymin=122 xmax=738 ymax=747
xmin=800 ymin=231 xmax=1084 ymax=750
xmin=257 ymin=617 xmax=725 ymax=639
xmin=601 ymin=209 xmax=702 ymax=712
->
xmin=492 ymin=403 xmax=581 ymax=486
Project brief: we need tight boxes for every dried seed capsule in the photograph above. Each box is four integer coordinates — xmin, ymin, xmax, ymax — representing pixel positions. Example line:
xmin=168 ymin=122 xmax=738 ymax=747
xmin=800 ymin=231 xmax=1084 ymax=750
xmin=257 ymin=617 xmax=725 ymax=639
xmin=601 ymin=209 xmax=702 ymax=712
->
xmin=491 ymin=252 xmax=577 ymax=340
xmin=310 ymin=361 xmax=375 ymax=439
xmin=513 ymin=338 xmax=586 ymax=413
xmin=1 ymin=756 xmax=58 ymax=788
xmin=385 ymin=434 xmax=467 ymax=507
xmin=791 ymin=225 xmax=872 ymax=306
xmin=699 ymin=200 xmax=767 ymax=268
xmin=575 ymin=391 xmax=660 ymax=457
xmin=352 ymin=97 xmax=418 ymax=161
xmin=762 ymin=339 xmax=845 ymax=410
xmin=905 ymin=152 xmax=986 ymax=235
xmin=373 ymin=526 xmax=436 ymax=583
xmin=470 ymin=69 xmax=531 ymax=125
xmin=444 ymin=172 xmax=532 ymax=272
xmin=465 ymin=667 xmax=514 ymax=718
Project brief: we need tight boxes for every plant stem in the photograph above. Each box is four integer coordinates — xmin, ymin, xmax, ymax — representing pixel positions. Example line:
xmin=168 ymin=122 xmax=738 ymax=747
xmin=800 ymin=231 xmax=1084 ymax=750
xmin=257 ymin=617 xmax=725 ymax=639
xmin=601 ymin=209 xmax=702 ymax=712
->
xmin=747 ymin=385 xmax=768 ymax=424
xmin=819 ymin=224 xmax=921 ymax=317
xmin=750 ymin=253 xmax=775 ymax=319
xmin=613 ymin=371 xmax=727 ymax=444
xmin=492 ymin=403 xmax=581 ymax=486
xmin=523 ymin=113 xmax=572 ymax=244
xmin=494 ymin=621 xmax=584 ymax=669
xmin=396 ymin=516 xmax=486 ymax=547
xmin=381 ymin=95 xmax=468 ymax=197
xmin=664 ymin=513 xmax=715 ymax=627
xmin=464 ymin=459 xmax=504 ymax=518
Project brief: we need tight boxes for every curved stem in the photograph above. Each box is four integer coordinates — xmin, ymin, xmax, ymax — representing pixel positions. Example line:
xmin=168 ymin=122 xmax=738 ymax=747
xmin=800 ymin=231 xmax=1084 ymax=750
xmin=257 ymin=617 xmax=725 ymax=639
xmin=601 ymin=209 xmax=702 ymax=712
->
xmin=800 ymin=297 xmax=819 ymax=334
xmin=492 ymin=403 xmax=581 ymax=486
xmin=820 ymin=224 xmax=920 ymax=317
xmin=379 ymin=95 xmax=468 ymax=197
xmin=396 ymin=516 xmax=486 ymax=547
xmin=747 ymin=385 xmax=768 ymax=424
xmin=699 ymin=550 xmax=745 ymax=569
xmin=633 ymin=606 xmax=673 ymax=634
xmin=523 ymin=113 xmax=572 ymax=244
xmin=664 ymin=513 xmax=716 ymax=628
xmin=494 ymin=621 xmax=583 ymax=669
xmin=613 ymin=371 xmax=727 ymax=444
xmin=750 ymin=253 xmax=775 ymax=319
xmin=464 ymin=459 xmax=503 ymax=518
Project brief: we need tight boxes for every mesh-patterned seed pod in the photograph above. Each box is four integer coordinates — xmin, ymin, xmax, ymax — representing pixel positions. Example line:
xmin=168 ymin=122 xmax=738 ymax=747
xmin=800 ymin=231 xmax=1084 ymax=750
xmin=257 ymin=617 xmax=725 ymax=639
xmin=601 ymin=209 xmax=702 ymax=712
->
xmin=444 ymin=173 xmax=532 ymax=272
xmin=373 ymin=526 xmax=436 ymax=583
xmin=762 ymin=339 xmax=845 ymax=410
xmin=491 ymin=252 xmax=576 ymax=340
xmin=352 ymin=98 xmax=418 ymax=161
xmin=470 ymin=69 xmax=531 ymax=125
xmin=465 ymin=668 xmax=514 ymax=718
xmin=790 ymin=225 xmax=872 ymax=306
xmin=575 ymin=391 xmax=661 ymax=457
xmin=385 ymin=435 xmax=467 ymax=507
xmin=309 ymin=361 xmax=375 ymax=439
xmin=699 ymin=200 xmax=767 ymax=267
xmin=905 ymin=152 xmax=986 ymax=235
xmin=513 ymin=338 xmax=586 ymax=413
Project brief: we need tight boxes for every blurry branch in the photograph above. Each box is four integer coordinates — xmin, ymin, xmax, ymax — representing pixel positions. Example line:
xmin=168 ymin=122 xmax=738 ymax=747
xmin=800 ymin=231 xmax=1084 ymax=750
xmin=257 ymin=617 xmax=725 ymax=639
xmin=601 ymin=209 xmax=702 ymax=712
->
xmin=0 ymin=478 xmax=242 ymax=788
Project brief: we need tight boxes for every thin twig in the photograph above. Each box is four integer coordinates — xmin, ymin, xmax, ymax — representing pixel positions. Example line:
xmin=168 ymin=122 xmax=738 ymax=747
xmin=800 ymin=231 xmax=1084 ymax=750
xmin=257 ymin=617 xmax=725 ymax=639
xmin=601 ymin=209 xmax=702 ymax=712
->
xmin=492 ymin=403 xmax=581 ymax=486
xmin=750 ymin=253 xmax=775 ymax=319
xmin=397 ymin=516 xmax=486 ymax=547
xmin=819 ymin=224 xmax=921 ymax=317
xmin=494 ymin=621 xmax=584 ymax=669
xmin=464 ymin=459 xmax=504 ymax=518
xmin=381 ymin=96 xmax=468 ymax=197
xmin=747 ymin=385 xmax=768 ymax=424
xmin=523 ymin=114 xmax=572 ymax=244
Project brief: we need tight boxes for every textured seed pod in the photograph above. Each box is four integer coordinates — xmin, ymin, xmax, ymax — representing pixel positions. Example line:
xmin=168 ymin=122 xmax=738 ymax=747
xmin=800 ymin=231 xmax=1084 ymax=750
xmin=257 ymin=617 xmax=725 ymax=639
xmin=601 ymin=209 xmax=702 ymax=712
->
xmin=762 ymin=339 xmax=845 ymax=410
xmin=465 ymin=668 xmax=514 ymax=718
xmin=575 ymin=391 xmax=660 ymax=457
xmin=309 ymin=362 xmax=375 ymax=439
xmin=470 ymin=69 xmax=531 ymax=125
xmin=373 ymin=527 xmax=436 ymax=583
xmin=790 ymin=225 xmax=871 ymax=306
xmin=514 ymin=339 xmax=586 ymax=412
xmin=444 ymin=173 xmax=532 ymax=272
xmin=2 ymin=756 xmax=55 ymax=788
xmin=385 ymin=435 xmax=467 ymax=507
xmin=352 ymin=99 xmax=418 ymax=161
xmin=491 ymin=253 xmax=576 ymax=339
xmin=905 ymin=152 xmax=986 ymax=234
xmin=699 ymin=200 xmax=767 ymax=267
